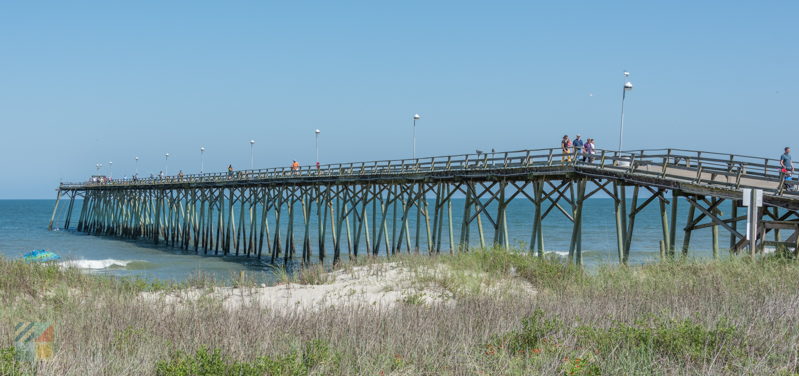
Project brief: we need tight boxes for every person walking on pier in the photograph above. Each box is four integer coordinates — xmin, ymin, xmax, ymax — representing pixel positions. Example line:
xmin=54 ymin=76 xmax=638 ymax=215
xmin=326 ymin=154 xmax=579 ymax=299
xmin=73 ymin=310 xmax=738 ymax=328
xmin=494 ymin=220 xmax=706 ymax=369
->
xmin=291 ymin=160 xmax=300 ymax=175
xmin=781 ymin=147 xmax=795 ymax=191
xmin=781 ymin=147 xmax=793 ymax=174
xmin=227 ymin=164 xmax=234 ymax=179
xmin=561 ymin=135 xmax=572 ymax=162
xmin=573 ymin=134 xmax=584 ymax=161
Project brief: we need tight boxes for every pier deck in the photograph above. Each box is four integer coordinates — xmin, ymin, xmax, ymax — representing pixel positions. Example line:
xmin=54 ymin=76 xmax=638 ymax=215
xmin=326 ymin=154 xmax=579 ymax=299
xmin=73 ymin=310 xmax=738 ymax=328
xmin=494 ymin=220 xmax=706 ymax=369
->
xmin=51 ymin=148 xmax=799 ymax=264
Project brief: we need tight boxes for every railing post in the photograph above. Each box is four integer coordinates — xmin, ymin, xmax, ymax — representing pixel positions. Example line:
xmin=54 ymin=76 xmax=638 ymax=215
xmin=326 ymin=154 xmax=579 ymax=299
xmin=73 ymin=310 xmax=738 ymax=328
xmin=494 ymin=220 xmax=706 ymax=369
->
xmin=627 ymin=153 xmax=636 ymax=172
xmin=695 ymin=162 xmax=703 ymax=183
xmin=727 ymin=154 xmax=735 ymax=173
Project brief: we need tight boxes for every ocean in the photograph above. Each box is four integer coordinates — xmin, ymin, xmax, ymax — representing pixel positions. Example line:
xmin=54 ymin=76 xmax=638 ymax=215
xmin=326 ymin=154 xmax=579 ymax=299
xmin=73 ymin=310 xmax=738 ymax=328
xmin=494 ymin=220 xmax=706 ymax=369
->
xmin=0 ymin=198 xmax=727 ymax=282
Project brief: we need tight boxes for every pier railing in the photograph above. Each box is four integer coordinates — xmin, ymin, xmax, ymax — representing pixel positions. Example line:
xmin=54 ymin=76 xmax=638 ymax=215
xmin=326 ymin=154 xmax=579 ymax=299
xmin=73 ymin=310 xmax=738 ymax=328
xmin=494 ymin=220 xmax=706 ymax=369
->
xmin=60 ymin=147 xmax=796 ymax=196
xmin=52 ymin=147 xmax=799 ymax=263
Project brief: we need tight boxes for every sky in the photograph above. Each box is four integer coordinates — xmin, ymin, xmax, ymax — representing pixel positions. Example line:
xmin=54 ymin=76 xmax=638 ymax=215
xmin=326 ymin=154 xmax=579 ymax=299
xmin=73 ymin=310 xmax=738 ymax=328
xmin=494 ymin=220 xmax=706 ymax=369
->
xmin=0 ymin=1 xmax=796 ymax=199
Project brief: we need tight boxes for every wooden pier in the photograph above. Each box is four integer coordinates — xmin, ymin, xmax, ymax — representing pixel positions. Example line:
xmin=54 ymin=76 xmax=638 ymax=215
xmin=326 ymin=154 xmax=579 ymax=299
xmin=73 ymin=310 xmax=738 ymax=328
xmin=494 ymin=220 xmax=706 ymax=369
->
xmin=50 ymin=148 xmax=799 ymax=265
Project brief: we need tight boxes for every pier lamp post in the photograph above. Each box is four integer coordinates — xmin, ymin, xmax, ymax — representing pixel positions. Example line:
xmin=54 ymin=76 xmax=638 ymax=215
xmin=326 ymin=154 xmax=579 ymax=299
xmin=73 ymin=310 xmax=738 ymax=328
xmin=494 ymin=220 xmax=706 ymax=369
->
xmin=165 ymin=153 xmax=170 ymax=176
xmin=135 ymin=157 xmax=139 ymax=176
xmin=249 ymin=140 xmax=255 ymax=170
xmin=413 ymin=114 xmax=421 ymax=159
xmin=618 ymin=71 xmax=634 ymax=152
xmin=108 ymin=161 xmax=113 ymax=179
xmin=200 ymin=147 xmax=205 ymax=174
xmin=96 ymin=163 xmax=102 ymax=172
xmin=315 ymin=129 xmax=321 ymax=163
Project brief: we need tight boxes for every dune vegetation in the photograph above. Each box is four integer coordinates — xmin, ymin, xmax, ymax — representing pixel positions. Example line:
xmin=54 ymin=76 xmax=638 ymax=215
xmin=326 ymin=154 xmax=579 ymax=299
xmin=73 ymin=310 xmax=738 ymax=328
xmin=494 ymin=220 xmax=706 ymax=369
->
xmin=2 ymin=250 xmax=799 ymax=375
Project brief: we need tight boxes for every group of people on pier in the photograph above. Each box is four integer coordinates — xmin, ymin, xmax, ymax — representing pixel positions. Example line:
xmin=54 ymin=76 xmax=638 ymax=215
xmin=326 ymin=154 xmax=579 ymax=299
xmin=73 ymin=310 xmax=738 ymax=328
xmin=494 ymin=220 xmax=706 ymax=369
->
xmin=560 ymin=134 xmax=597 ymax=163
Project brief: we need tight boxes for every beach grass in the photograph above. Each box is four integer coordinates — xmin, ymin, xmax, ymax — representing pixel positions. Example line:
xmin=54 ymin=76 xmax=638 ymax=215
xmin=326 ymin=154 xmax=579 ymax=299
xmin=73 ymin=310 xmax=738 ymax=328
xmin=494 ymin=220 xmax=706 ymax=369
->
xmin=2 ymin=251 xmax=799 ymax=375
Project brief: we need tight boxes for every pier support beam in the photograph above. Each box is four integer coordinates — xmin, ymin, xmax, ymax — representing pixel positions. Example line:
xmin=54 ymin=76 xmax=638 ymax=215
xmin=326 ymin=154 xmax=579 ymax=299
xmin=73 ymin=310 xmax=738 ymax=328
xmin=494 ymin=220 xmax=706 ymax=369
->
xmin=48 ymin=189 xmax=63 ymax=231
xmin=613 ymin=183 xmax=626 ymax=264
xmin=568 ymin=179 xmax=586 ymax=265
xmin=682 ymin=203 xmax=695 ymax=256
xmin=659 ymin=194 xmax=670 ymax=259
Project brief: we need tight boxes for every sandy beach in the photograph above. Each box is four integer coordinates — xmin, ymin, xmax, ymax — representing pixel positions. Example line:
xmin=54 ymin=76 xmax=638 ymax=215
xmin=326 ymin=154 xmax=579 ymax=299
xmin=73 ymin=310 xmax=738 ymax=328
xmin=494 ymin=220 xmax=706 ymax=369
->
xmin=140 ymin=262 xmax=537 ymax=312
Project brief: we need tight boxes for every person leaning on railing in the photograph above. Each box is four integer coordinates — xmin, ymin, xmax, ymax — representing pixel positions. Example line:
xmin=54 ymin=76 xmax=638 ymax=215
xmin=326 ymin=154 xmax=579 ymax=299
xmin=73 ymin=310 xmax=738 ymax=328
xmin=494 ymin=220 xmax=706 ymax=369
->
xmin=583 ymin=138 xmax=596 ymax=163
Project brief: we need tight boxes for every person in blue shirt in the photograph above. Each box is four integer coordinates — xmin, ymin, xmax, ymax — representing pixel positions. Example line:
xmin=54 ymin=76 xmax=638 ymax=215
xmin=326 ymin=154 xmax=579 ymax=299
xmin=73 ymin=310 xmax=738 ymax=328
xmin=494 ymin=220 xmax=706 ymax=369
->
xmin=781 ymin=147 xmax=793 ymax=174
xmin=572 ymin=135 xmax=584 ymax=160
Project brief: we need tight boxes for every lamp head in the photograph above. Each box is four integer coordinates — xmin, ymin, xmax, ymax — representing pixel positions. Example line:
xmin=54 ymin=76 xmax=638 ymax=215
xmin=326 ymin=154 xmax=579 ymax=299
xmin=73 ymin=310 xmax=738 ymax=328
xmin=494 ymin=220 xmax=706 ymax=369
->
xmin=165 ymin=153 xmax=169 ymax=157
xmin=250 ymin=140 xmax=255 ymax=145
xmin=315 ymin=129 xmax=321 ymax=134
xmin=200 ymin=147 xmax=205 ymax=152
xmin=413 ymin=114 xmax=421 ymax=120
xmin=624 ymin=82 xmax=633 ymax=90
xmin=135 ymin=157 xmax=139 ymax=161
xmin=624 ymin=71 xmax=630 ymax=77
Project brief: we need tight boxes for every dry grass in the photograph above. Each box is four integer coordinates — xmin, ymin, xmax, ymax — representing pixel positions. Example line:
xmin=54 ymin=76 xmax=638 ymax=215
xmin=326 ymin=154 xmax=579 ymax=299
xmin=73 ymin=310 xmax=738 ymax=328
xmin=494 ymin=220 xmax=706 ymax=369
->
xmin=2 ymin=251 xmax=799 ymax=375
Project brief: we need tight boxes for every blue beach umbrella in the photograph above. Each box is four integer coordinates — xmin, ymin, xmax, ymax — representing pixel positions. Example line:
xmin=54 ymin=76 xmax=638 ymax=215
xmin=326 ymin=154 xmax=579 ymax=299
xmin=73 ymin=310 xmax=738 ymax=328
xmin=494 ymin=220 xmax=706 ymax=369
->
xmin=22 ymin=249 xmax=61 ymax=263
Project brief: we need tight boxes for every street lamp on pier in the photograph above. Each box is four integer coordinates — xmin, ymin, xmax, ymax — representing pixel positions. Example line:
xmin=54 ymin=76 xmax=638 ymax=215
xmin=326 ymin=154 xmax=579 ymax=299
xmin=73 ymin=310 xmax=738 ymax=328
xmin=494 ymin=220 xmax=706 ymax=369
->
xmin=135 ymin=157 xmax=139 ymax=176
xmin=165 ymin=153 xmax=170 ymax=175
xmin=412 ymin=114 xmax=421 ymax=159
xmin=315 ymin=129 xmax=321 ymax=163
xmin=249 ymin=140 xmax=255 ymax=170
xmin=108 ymin=161 xmax=113 ymax=179
xmin=618 ymin=71 xmax=634 ymax=152
xmin=200 ymin=147 xmax=205 ymax=174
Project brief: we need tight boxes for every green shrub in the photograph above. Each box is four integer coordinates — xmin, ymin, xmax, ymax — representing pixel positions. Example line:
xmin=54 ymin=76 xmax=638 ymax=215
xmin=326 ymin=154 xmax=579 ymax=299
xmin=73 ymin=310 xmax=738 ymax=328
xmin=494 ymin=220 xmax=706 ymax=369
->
xmin=561 ymin=355 xmax=601 ymax=376
xmin=0 ymin=346 xmax=32 ymax=376
xmin=441 ymin=248 xmax=583 ymax=290
xmin=576 ymin=316 xmax=741 ymax=362
xmin=155 ymin=340 xmax=339 ymax=376
xmin=491 ymin=309 xmax=562 ymax=354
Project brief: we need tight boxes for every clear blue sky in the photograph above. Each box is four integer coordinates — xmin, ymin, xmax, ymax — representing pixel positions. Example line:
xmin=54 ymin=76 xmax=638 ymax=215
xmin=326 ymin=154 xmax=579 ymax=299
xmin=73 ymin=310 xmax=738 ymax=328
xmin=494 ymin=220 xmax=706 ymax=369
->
xmin=0 ymin=1 xmax=796 ymax=199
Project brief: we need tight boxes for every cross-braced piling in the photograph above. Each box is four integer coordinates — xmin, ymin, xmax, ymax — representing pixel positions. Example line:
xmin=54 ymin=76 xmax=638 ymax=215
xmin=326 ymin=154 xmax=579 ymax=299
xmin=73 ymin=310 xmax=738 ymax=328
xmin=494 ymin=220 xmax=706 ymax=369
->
xmin=51 ymin=148 xmax=799 ymax=264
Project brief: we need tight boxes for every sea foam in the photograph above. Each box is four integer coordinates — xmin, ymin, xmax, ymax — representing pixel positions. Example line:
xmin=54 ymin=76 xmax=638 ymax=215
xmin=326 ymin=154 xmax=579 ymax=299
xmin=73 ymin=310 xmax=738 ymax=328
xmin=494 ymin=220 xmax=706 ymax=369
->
xmin=60 ymin=259 xmax=136 ymax=270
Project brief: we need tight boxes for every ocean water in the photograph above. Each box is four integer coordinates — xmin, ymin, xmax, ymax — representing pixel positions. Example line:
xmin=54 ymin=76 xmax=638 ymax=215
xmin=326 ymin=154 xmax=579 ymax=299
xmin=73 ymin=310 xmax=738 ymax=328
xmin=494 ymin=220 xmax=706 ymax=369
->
xmin=0 ymin=198 xmax=727 ymax=282
xmin=0 ymin=200 xmax=271 ymax=282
